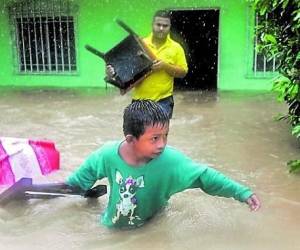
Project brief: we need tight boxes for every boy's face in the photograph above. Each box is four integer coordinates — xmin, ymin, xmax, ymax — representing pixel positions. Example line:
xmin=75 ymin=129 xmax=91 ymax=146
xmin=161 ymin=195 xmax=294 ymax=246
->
xmin=132 ymin=123 xmax=169 ymax=161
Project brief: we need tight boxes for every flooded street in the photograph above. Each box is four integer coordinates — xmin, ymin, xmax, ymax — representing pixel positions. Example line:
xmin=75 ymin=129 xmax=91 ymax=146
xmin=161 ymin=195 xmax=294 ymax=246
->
xmin=0 ymin=88 xmax=299 ymax=250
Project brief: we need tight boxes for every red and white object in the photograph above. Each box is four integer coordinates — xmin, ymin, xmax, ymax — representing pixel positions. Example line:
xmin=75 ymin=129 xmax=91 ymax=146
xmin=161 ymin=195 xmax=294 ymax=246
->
xmin=0 ymin=138 xmax=60 ymax=185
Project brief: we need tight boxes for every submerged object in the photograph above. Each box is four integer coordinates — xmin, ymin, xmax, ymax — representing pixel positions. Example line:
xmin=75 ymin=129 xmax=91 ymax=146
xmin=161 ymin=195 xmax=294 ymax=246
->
xmin=0 ymin=137 xmax=60 ymax=185
xmin=0 ymin=177 xmax=107 ymax=205
xmin=85 ymin=19 xmax=156 ymax=91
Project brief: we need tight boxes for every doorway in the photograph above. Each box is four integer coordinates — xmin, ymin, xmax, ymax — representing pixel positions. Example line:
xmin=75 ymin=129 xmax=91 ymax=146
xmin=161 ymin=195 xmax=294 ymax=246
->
xmin=170 ymin=9 xmax=219 ymax=90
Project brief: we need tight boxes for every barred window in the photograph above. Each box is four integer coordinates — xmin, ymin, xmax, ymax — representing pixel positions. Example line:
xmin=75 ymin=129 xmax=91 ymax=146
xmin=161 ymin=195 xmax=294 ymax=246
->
xmin=8 ymin=0 xmax=77 ymax=74
xmin=253 ymin=13 xmax=279 ymax=76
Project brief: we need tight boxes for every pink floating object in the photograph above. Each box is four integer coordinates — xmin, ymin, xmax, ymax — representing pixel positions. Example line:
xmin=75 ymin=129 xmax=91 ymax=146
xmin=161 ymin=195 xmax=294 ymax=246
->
xmin=0 ymin=138 xmax=60 ymax=185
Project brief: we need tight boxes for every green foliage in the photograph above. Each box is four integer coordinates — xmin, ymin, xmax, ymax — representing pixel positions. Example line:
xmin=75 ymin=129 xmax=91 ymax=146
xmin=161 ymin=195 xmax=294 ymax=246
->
xmin=292 ymin=124 xmax=300 ymax=138
xmin=253 ymin=0 xmax=300 ymax=173
xmin=288 ymin=160 xmax=300 ymax=173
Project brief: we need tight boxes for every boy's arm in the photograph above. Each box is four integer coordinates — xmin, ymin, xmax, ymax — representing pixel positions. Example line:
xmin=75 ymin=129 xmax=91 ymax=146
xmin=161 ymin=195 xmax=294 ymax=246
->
xmin=167 ymin=147 xmax=261 ymax=211
xmin=198 ymin=167 xmax=260 ymax=210
xmin=66 ymin=150 xmax=106 ymax=191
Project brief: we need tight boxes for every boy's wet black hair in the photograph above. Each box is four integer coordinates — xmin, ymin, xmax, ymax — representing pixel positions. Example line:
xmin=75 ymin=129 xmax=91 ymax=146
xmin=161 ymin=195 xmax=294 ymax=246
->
xmin=123 ymin=100 xmax=170 ymax=138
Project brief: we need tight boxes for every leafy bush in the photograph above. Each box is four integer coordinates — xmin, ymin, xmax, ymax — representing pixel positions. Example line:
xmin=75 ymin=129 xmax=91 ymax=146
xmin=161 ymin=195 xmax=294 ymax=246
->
xmin=252 ymin=0 xmax=300 ymax=173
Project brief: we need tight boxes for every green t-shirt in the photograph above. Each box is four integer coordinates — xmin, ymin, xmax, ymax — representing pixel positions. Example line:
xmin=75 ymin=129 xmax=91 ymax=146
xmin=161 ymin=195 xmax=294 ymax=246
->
xmin=66 ymin=141 xmax=253 ymax=228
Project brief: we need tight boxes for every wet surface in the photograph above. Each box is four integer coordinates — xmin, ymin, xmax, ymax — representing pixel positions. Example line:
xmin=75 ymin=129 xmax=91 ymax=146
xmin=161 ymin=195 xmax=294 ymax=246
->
xmin=0 ymin=88 xmax=299 ymax=250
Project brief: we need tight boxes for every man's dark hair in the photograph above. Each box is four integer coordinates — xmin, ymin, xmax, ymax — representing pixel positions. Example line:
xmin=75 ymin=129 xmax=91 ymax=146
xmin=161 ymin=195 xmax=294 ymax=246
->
xmin=153 ymin=9 xmax=171 ymax=20
xmin=123 ymin=100 xmax=169 ymax=138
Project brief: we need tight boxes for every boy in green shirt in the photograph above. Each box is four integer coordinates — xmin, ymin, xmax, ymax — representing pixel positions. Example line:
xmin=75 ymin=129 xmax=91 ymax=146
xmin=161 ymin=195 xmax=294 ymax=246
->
xmin=67 ymin=100 xmax=260 ymax=229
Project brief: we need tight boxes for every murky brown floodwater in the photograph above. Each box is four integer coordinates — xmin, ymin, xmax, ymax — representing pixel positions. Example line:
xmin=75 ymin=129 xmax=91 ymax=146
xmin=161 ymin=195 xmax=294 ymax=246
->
xmin=0 ymin=88 xmax=299 ymax=250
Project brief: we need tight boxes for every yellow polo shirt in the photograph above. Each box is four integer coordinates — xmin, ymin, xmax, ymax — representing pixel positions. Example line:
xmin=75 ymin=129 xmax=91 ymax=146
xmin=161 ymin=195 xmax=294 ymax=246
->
xmin=132 ymin=34 xmax=188 ymax=101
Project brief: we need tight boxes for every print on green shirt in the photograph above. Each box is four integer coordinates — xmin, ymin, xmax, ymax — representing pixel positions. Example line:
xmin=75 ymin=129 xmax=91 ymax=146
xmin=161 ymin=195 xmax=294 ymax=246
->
xmin=112 ymin=170 xmax=145 ymax=226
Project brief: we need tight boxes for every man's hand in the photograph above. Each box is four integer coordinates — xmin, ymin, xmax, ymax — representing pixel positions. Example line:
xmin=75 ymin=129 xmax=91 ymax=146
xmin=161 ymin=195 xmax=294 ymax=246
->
xmin=152 ymin=60 xmax=165 ymax=71
xmin=105 ymin=64 xmax=116 ymax=80
xmin=151 ymin=60 xmax=187 ymax=78
xmin=246 ymin=194 xmax=261 ymax=211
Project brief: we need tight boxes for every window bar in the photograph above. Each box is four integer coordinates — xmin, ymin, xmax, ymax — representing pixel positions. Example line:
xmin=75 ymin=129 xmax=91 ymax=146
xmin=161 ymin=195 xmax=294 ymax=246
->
xmin=19 ymin=4 xmax=27 ymax=72
xmin=38 ymin=0 xmax=45 ymax=71
xmin=273 ymin=54 xmax=276 ymax=72
xmin=32 ymin=1 xmax=39 ymax=71
xmin=271 ymin=12 xmax=277 ymax=73
xmin=66 ymin=2 xmax=71 ymax=71
xmin=263 ymin=55 xmax=267 ymax=75
xmin=52 ymin=0 xmax=58 ymax=72
xmin=262 ymin=13 xmax=268 ymax=76
xmin=45 ymin=0 xmax=51 ymax=72
xmin=254 ymin=14 xmax=258 ymax=76
xmin=25 ymin=1 xmax=33 ymax=72
xmin=12 ymin=8 xmax=22 ymax=72
xmin=58 ymin=0 xmax=65 ymax=72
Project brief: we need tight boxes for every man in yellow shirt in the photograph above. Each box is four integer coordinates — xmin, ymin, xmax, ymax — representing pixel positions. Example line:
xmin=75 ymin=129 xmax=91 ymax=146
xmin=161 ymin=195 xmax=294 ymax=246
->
xmin=107 ymin=10 xmax=188 ymax=118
